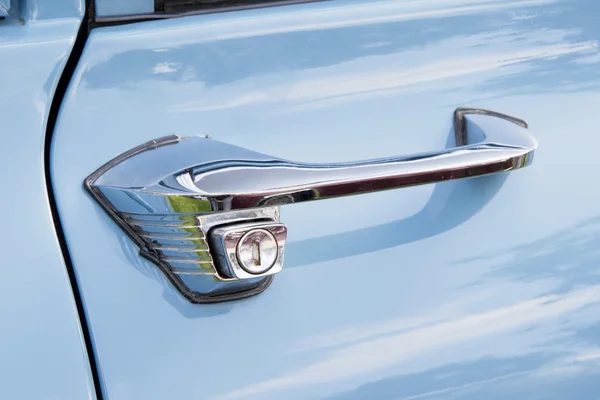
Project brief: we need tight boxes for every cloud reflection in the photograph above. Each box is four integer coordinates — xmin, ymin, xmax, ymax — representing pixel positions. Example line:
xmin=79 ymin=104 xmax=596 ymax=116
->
xmin=215 ymin=284 xmax=600 ymax=400
xmin=170 ymin=37 xmax=596 ymax=113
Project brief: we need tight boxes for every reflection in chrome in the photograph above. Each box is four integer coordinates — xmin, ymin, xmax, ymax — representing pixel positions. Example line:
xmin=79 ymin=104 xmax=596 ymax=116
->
xmin=85 ymin=108 xmax=537 ymax=303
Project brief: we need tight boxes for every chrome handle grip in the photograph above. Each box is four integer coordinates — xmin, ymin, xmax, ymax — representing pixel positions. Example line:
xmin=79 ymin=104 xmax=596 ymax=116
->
xmin=175 ymin=109 xmax=535 ymax=210
xmin=86 ymin=108 xmax=537 ymax=303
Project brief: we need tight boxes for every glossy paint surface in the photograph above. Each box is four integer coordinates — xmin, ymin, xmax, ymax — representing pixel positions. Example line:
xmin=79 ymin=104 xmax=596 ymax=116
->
xmin=0 ymin=0 xmax=95 ymax=399
xmin=52 ymin=0 xmax=600 ymax=399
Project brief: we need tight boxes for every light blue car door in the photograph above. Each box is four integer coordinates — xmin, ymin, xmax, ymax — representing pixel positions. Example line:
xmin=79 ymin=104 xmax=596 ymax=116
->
xmin=51 ymin=0 xmax=600 ymax=399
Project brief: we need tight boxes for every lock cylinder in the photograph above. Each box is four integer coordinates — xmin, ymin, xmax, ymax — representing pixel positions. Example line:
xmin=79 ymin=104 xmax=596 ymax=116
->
xmin=208 ymin=222 xmax=287 ymax=280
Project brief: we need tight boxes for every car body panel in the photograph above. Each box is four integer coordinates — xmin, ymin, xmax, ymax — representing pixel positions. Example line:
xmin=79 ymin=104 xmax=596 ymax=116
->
xmin=52 ymin=0 xmax=600 ymax=399
xmin=0 ymin=1 xmax=95 ymax=399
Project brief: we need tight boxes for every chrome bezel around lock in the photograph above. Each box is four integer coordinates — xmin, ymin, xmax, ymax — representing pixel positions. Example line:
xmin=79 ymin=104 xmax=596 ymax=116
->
xmin=209 ymin=222 xmax=287 ymax=280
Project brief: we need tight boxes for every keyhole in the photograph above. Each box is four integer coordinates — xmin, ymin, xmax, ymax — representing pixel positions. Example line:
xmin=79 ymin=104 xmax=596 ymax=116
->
xmin=235 ymin=228 xmax=279 ymax=275
xmin=252 ymin=239 xmax=261 ymax=266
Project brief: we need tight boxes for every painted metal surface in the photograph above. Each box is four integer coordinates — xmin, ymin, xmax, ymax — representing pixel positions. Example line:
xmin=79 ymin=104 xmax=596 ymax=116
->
xmin=16 ymin=0 xmax=85 ymax=21
xmin=0 ymin=0 xmax=95 ymax=399
xmin=52 ymin=0 xmax=600 ymax=399
xmin=94 ymin=0 xmax=153 ymax=16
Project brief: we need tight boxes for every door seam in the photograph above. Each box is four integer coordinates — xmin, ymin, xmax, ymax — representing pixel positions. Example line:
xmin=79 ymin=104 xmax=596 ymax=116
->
xmin=43 ymin=1 xmax=105 ymax=399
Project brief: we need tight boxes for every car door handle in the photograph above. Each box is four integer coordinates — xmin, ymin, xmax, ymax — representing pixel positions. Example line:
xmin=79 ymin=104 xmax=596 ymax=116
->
xmin=86 ymin=108 xmax=537 ymax=303
xmin=171 ymin=108 xmax=536 ymax=210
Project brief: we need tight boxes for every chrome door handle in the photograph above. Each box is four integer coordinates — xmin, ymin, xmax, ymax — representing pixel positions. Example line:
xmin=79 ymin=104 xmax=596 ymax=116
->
xmin=86 ymin=108 xmax=537 ymax=303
